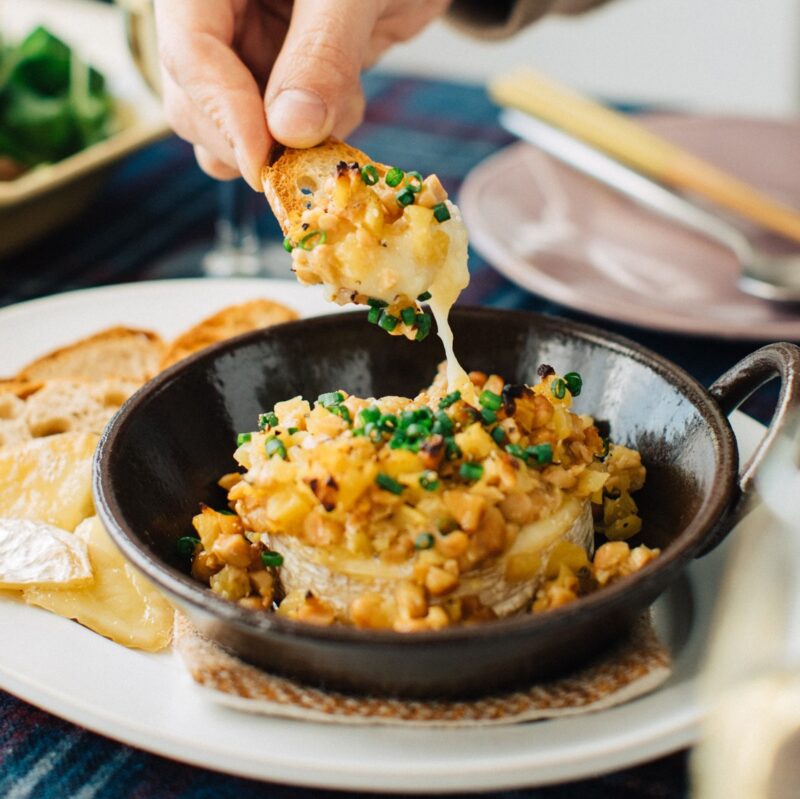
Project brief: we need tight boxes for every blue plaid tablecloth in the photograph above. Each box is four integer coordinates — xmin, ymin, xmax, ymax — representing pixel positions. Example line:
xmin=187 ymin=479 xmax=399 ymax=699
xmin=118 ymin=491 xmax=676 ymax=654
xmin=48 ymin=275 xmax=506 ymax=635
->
xmin=0 ymin=72 xmax=780 ymax=798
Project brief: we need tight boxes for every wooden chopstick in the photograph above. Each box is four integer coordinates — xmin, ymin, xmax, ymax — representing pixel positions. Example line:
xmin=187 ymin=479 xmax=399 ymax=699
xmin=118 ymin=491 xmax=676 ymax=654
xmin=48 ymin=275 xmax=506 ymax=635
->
xmin=490 ymin=68 xmax=800 ymax=245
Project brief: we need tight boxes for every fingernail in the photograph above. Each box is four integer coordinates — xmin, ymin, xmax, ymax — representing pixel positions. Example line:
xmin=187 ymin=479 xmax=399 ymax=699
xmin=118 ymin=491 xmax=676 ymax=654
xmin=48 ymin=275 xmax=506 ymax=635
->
xmin=268 ymin=89 xmax=331 ymax=147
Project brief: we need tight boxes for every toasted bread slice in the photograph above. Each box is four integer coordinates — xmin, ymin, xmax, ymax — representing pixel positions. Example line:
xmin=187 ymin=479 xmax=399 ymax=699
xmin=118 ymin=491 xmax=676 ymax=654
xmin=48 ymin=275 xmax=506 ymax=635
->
xmin=159 ymin=299 xmax=299 ymax=370
xmin=17 ymin=326 xmax=165 ymax=383
xmin=262 ymin=138 xmax=380 ymax=233
xmin=0 ymin=378 xmax=138 ymax=450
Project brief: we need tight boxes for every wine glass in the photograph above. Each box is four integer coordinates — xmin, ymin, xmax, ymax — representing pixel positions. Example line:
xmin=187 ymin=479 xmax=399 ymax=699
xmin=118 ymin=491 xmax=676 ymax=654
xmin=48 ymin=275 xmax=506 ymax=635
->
xmin=118 ymin=0 xmax=289 ymax=278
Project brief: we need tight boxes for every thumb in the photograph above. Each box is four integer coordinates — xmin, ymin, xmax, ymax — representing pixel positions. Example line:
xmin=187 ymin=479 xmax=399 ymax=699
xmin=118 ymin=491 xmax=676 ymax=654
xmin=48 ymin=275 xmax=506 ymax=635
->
xmin=265 ymin=0 xmax=379 ymax=148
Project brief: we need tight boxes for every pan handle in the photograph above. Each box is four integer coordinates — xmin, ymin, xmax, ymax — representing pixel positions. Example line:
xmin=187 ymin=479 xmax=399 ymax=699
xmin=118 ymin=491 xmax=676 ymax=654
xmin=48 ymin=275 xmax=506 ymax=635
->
xmin=699 ymin=342 xmax=800 ymax=555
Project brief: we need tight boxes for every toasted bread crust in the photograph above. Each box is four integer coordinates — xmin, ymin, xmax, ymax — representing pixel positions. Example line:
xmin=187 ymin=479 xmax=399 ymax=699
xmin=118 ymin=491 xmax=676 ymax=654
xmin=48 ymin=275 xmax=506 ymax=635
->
xmin=261 ymin=137 xmax=384 ymax=232
xmin=160 ymin=299 xmax=299 ymax=369
xmin=17 ymin=326 xmax=165 ymax=383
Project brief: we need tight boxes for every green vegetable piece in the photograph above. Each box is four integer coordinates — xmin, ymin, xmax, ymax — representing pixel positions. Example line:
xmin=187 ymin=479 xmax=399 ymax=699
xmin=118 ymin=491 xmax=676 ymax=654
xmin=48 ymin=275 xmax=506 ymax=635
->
xmin=551 ymin=378 xmax=567 ymax=400
xmin=414 ymin=313 xmax=432 ymax=342
xmin=376 ymin=472 xmax=404 ymax=495
xmin=265 ymin=436 xmax=287 ymax=459
xmin=480 ymin=408 xmax=497 ymax=425
xmin=258 ymin=412 xmax=279 ymax=430
xmin=261 ymin=550 xmax=284 ymax=568
xmin=317 ymin=391 xmax=344 ymax=408
xmin=564 ymin=371 xmax=583 ymax=397
xmin=378 ymin=312 xmax=399 ymax=332
xmin=176 ymin=536 xmax=201 ymax=557
xmin=526 ymin=443 xmax=553 ymax=466
xmin=405 ymin=171 xmax=424 ymax=192
xmin=479 ymin=390 xmax=502 ymax=411
xmin=432 ymin=202 xmax=451 ymax=222
xmin=491 ymin=426 xmax=507 ymax=446
xmin=506 ymin=443 xmax=526 ymax=460
xmin=283 ymin=236 xmax=294 ymax=252
xmin=396 ymin=188 xmax=415 ymax=207
xmin=236 ymin=432 xmax=251 ymax=446
xmin=385 ymin=167 xmax=404 ymax=187
xmin=400 ymin=307 xmax=417 ymax=327
xmin=417 ymin=291 xmax=432 ymax=302
xmin=361 ymin=164 xmax=379 ymax=185
xmin=367 ymin=306 xmax=382 ymax=324
xmin=414 ymin=532 xmax=435 ymax=550
xmin=367 ymin=297 xmax=388 ymax=308
xmin=419 ymin=471 xmax=440 ymax=491
xmin=298 ymin=230 xmax=326 ymax=250
xmin=459 ymin=462 xmax=484 ymax=481
xmin=378 ymin=413 xmax=398 ymax=432
xmin=439 ymin=391 xmax=461 ymax=409
xmin=358 ymin=407 xmax=381 ymax=425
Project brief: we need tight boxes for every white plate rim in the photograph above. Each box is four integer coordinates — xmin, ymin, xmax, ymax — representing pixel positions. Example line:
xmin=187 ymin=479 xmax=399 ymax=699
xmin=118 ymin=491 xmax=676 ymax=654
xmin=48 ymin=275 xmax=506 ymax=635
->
xmin=0 ymin=278 xmax=765 ymax=792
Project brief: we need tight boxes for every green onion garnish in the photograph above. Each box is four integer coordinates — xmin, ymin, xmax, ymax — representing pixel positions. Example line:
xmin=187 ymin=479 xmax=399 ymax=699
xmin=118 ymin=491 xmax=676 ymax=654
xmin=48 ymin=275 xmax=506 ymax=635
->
xmin=551 ymin=378 xmax=567 ymax=400
xmin=414 ymin=532 xmax=435 ymax=550
xmin=261 ymin=550 xmax=284 ymax=568
xmin=526 ymin=443 xmax=553 ymax=466
xmin=414 ymin=313 xmax=432 ymax=341
xmin=481 ymin=408 xmax=497 ymax=425
xmin=288 ymin=427 xmax=298 ymax=434
xmin=217 ymin=508 xmax=236 ymax=515
xmin=265 ymin=436 xmax=287 ymax=459
xmin=479 ymin=390 xmax=502 ymax=411
xmin=417 ymin=291 xmax=432 ymax=302
xmin=236 ymin=432 xmax=252 ymax=446
xmin=367 ymin=297 xmax=388 ymax=308
xmin=176 ymin=536 xmax=201 ymax=557
xmin=376 ymin=472 xmax=404 ymax=495
xmin=432 ymin=202 xmax=451 ymax=222
xmin=399 ymin=410 xmax=416 ymax=429
xmin=419 ymin=470 xmax=440 ymax=491
xmin=432 ymin=411 xmax=453 ymax=436
xmin=361 ymin=421 xmax=382 ymax=442
xmin=385 ymin=167 xmax=404 ymax=187
xmin=378 ymin=312 xmax=399 ymax=332
xmin=396 ymin=188 xmax=415 ymax=207
xmin=564 ymin=371 xmax=583 ymax=396
xmin=400 ymin=307 xmax=417 ymax=326
xmin=379 ymin=413 xmax=398 ymax=432
xmin=491 ymin=426 xmax=507 ymax=446
xmin=439 ymin=391 xmax=461 ymax=409
xmin=405 ymin=423 xmax=426 ymax=439
xmin=414 ymin=407 xmax=434 ymax=424
xmin=459 ymin=462 xmax=484 ymax=481
xmin=329 ymin=404 xmax=352 ymax=423
xmin=361 ymin=164 xmax=379 ymax=185
xmin=367 ymin=306 xmax=382 ymax=324
xmin=445 ymin=438 xmax=462 ymax=460
xmin=405 ymin=171 xmax=424 ymax=193
xmin=298 ymin=229 xmax=327 ymax=250
xmin=358 ymin=407 xmax=381 ymax=426
xmin=506 ymin=443 xmax=526 ymax=460
xmin=283 ymin=236 xmax=294 ymax=252
xmin=318 ymin=391 xmax=344 ymax=408
xmin=258 ymin=412 xmax=279 ymax=430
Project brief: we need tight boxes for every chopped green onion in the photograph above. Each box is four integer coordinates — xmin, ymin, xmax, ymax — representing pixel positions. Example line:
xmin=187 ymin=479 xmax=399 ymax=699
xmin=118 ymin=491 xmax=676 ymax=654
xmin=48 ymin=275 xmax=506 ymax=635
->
xmin=432 ymin=202 xmax=451 ymax=222
xmin=432 ymin=411 xmax=453 ymax=436
xmin=176 ymin=536 xmax=201 ymax=557
xmin=258 ymin=412 xmax=279 ymax=430
xmin=236 ymin=432 xmax=252 ymax=447
xmin=564 ymin=371 xmax=583 ymax=397
xmin=405 ymin=171 xmax=424 ymax=193
xmin=414 ymin=407 xmax=434 ymax=424
xmin=526 ymin=443 xmax=553 ymax=466
xmin=261 ymin=550 xmax=284 ymax=568
xmin=551 ymin=378 xmax=567 ymax=400
xmin=414 ymin=313 xmax=432 ymax=341
xmin=459 ymin=462 xmax=484 ymax=481
xmin=367 ymin=297 xmax=388 ymax=308
xmin=399 ymin=410 xmax=416 ymax=429
xmin=385 ymin=167 xmax=404 ymax=187
xmin=479 ymin=390 xmax=502 ymax=411
xmin=419 ymin=470 xmax=440 ymax=491
xmin=318 ymin=391 xmax=344 ymax=408
xmin=361 ymin=164 xmax=379 ymax=185
xmin=367 ymin=306 xmax=382 ymax=324
xmin=265 ymin=436 xmax=287 ymax=459
xmin=376 ymin=472 xmax=404 ymax=494
xmin=378 ymin=312 xmax=399 ymax=332
xmin=396 ymin=188 xmax=415 ymax=207
xmin=405 ymin=423 xmax=426 ymax=439
xmin=389 ymin=430 xmax=407 ymax=449
xmin=298 ymin=229 xmax=327 ymax=250
xmin=362 ymin=421 xmax=382 ymax=442
xmin=288 ymin=427 xmax=299 ymax=435
xmin=400 ymin=307 xmax=417 ymax=327
xmin=329 ymin=404 xmax=352 ymax=423
xmin=439 ymin=391 xmax=461 ymax=409
xmin=282 ymin=236 xmax=294 ymax=252
xmin=506 ymin=443 xmax=526 ymax=461
xmin=414 ymin=532 xmax=435 ymax=550
xmin=445 ymin=438 xmax=462 ymax=460
xmin=358 ymin=407 xmax=381 ymax=425
xmin=491 ymin=426 xmax=508 ymax=446
xmin=480 ymin=408 xmax=497 ymax=425
xmin=417 ymin=291 xmax=432 ymax=302
xmin=379 ymin=413 xmax=398 ymax=432
xmin=217 ymin=508 xmax=236 ymax=516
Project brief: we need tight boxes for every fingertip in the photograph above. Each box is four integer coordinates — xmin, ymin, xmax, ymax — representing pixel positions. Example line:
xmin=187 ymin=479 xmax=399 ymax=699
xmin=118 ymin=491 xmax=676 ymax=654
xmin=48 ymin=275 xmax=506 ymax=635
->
xmin=267 ymin=88 xmax=333 ymax=148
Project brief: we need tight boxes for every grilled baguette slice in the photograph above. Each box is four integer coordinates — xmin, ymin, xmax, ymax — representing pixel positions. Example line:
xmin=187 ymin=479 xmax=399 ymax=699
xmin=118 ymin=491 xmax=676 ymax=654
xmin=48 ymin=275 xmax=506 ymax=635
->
xmin=261 ymin=138 xmax=382 ymax=233
xmin=264 ymin=497 xmax=593 ymax=619
xmin=159 ymin=299 xmax=299 ymax=370
xmin=17 ymin=326 xmax=165 ymax=383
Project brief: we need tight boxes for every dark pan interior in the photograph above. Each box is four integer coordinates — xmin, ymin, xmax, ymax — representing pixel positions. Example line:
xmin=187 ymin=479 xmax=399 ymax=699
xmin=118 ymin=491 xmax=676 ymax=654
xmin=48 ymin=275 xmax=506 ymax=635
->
xmin=96 ymin=307 xmax=735 ymax=697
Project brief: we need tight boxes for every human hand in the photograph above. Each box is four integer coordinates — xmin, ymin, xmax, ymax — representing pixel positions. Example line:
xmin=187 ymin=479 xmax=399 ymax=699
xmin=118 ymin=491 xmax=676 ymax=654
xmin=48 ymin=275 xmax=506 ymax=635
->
xmin=155 ymin=0 xmax=450 ymax=190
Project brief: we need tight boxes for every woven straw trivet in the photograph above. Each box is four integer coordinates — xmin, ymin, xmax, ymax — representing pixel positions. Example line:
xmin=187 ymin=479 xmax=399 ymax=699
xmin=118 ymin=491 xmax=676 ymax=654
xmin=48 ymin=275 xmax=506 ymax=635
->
xmin=174 ymin=612 xmax=671 ymax=727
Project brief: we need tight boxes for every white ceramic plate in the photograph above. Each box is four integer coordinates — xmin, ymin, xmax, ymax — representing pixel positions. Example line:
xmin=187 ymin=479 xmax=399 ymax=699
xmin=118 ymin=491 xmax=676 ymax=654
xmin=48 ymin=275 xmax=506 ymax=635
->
xmin=0 ymin=279 xmax=765 ymax=792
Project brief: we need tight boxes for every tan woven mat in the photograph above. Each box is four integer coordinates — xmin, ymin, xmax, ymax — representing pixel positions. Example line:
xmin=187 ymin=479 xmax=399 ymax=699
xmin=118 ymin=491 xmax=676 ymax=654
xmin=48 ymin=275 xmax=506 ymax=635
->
xmin=173 ymin=613 xmax=671 ymax=727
